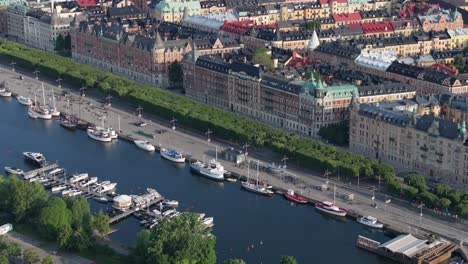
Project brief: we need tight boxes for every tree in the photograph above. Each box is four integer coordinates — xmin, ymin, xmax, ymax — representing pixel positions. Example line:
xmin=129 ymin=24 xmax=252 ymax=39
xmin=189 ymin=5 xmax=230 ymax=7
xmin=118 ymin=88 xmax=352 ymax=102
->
xmin=404 ymin=174 xmax=427 ymax=193
xmin=437 ymin=198 xmax=451 ymax=211
xmin=224 ymin=259 xmax=246 ymax=264
xmin=64 ymin=34 xmax=71 ymax=53
xmin=38 ymin=197 xmax=72 ymax=239
xmin=318 ymin=121 xmax=349 ymax=146
xmin=434 ymin=184 xmax=451 ymax=197
xmin=23 ymin=248 xmax=40 ymax=264
xmin=168 ymin=61 xmax=183 ymax=85
xmin=54 ymin=34 xmax=65 ymax=54
xmin=420 ymin=191 xmax=438 ymax=208
xmin=455 ymin=202 xmax=468 ymax=217
xmin=6 ymin=243 xmax=22 ymax=259
xmin=280 ymin=256 xmax=298 ymax=264
xmin=41 ymin=256 xmax=54 ymax=264
xmin=0 ymin=255 xmax=8 ymax=264
xmin=404 ymin=186 xmax=419 ymax=200
xmin=306 ymin=21 xmax=321 ymax=30
xmin=252 ymin=48 xmax=274 ymax=70
xmin=142 ymin=213 xmax=216 ymax=264
xmin=132 ymin=230 xmax=151 ymax=263
xmin=91 ymin=210 xmax=110 ymax=236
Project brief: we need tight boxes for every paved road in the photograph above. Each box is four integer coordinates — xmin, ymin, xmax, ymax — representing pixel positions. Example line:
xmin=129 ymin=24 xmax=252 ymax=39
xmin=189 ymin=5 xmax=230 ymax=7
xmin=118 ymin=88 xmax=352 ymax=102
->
xmin=1 ymin=66 xmax=467 ymax=250
xmin=3 ymin=231 xmax=91 ymax=264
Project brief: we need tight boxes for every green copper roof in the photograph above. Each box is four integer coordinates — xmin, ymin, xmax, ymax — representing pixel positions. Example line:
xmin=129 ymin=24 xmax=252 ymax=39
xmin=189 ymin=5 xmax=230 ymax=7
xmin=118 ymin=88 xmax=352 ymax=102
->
xmin=0 ymin=0 xmax=24 ymax=6
xmin=154 ymin=0 xmax=201 ymax=13
xmin=294 ymin=75 xmax=358 ymax=99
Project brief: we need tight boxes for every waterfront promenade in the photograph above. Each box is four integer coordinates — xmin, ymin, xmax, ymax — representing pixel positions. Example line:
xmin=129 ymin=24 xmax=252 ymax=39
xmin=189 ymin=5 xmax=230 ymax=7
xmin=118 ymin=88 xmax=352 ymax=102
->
xmin=1 ymin=66 xmax=467 ymax=252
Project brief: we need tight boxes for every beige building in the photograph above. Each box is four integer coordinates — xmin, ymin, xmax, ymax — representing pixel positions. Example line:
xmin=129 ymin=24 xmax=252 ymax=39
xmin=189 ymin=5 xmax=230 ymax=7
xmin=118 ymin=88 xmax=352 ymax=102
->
xmin=350 ymin=101 xmax=468 ymax=189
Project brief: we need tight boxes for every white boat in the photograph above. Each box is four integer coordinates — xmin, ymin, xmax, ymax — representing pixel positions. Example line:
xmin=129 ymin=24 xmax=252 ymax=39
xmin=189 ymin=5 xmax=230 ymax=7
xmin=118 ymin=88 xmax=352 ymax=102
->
xmin=23 ymin=152 xmax=46 ymax=167
xmin=29 ymin=106 xmax=52 ymax=120
xmin=241 ymin=160 xmax=274 ymax=197
xmin=51 ymin=185 xmax=67 ymax=192
xmin=4 ymin=166 xmax=24 ymax=175
xmin=69 ymin=173 xmax=88 ymax=184
xmin=17 ymin=96 xmax=33 ymax=106
xmin=38 ymin=177 xmax=50 ymax=183
xmin=134 ymin=140 xmax=155 ymax=152
xmin=80 ymin=177 xmax=98 ymax=187
xmin=27 ymin=108 xmax=38 ymax=119
xmin=315 ymin=184 xmax=347 ymax=217
xmin=202 ymin=217 xmax=214 ymax=226
xmin=87 ymin=128 xmax=112 ymax=142
xmin=267 ymin=162 xmax=286 ymax=174
xmin=68 ymin=190 xmax=83 ymax=197
xmin=29 ymin=177 xmax=40 ymax=182
xmin=95 ymin=126 xmax=118 ymax=140
xmin=162 ymin=209 xmax=175 ymax=217
xmin=162 ymin=199 xmax=179 ymax=207
xmin=160 ymin=148 xmax=185 ymax=163
xmin=48 ymin=168 xmax=64 ymax=175
xmin=190 ymin=159 xmax=225 ymax=181
xmin=357 ymin=216 xmax=384 ymax=229
xmin=23 ymin=171 xmax=38 ymax=180
xmin=152 ymin=209 xmax=162 ymax=216
xmin=94 ymin=196 xmax=109 ymax=203
xmin=62 ymin=189 xmax=73 ymax=196
xmin=95 ymin=182 xmax=117 ymax=193
xmin=0 ymin=84 xmax=11 ymax=97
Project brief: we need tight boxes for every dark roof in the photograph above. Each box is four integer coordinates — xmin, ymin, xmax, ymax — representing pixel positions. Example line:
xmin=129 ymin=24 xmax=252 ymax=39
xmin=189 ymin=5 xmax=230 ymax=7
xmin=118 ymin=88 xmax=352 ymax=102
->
xmin=358 ymin=83 xmax=415 ymax=97
xmin=358 ymin=103 xmax=410 ymax=127
xmin=415 ymin=114 xmax=459 ymax=140
xmin=260 ymin=75 xmax=303 ymax=94
xmin=231 ymin=61 xmax=261 ymax=78
xmin=196 ymin=56 xmax=230 ymax=74
xmin=108 ymin=6 xmax=144 ymax=17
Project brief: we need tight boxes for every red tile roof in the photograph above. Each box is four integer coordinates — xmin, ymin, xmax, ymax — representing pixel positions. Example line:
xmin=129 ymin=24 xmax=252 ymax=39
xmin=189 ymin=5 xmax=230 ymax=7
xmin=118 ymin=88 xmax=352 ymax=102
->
xmin=76 ymin=0 xmax=97 ymax=7
xmin=360 ymin=22 xmax=394 ymax=34
xmin=320 ymin=0 xmax=347 ymax=4
xmin=332 ymin=12 xmax=362 ymax=23
xmin=432 ymin=63 xmax=458 ymax=75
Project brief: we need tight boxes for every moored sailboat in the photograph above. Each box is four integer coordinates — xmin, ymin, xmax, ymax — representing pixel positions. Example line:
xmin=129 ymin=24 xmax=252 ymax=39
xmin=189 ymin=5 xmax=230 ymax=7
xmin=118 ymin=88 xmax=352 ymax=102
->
xmin=315 ymin=184 xmax=347 ymax=217
xmin=241 ymin=160 xmax=274 ymax=196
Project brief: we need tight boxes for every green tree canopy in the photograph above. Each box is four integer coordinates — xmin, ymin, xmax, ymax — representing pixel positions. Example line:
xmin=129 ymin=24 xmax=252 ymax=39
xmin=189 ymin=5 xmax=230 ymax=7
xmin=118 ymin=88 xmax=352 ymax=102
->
xmin=404 ymin=174 xmax=427 ymax=193
xmin=136 ymin=213 xmax=216 ymax=264
xmin=38 ymin=197 xmax=72 ymax=239
xmin=41 ymin=256 xmax=54 ymax=264
xmin=455 ymin=202 xmax=468 ymax=217
xmin=252 ymin=48 xmax=274 ymax=70
xmin=420 ymin=191 xmax=438 ymax=208
xmin=23 ymin=248 xmax=40 ymax=264
xmin=54 ymin=34 xmax=65 ymax=54
xmin=168 ymin=60 xmax=183 ymax=85
xmin=6 ymin=243 xmax=22 ymax=259
xmin=91 ymin=210 xmax=110 ymax=236
xmin=280 ymin=256 xmax=298 ymax=264
xmin=0 ymin=255 xmax=8 ymax=264
xmin=404 ymin=186 xmax=419 ymax=200
xmin=437 ymin=198 xmax=451 ymax=210
xmin=433 ymin=184 xmax=451 ymax=197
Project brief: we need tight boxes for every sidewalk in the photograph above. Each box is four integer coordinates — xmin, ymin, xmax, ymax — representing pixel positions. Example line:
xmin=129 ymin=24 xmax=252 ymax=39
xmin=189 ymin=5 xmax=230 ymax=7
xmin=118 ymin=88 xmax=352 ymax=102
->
xmin=2 ymin=65 xmax=467 ymax=246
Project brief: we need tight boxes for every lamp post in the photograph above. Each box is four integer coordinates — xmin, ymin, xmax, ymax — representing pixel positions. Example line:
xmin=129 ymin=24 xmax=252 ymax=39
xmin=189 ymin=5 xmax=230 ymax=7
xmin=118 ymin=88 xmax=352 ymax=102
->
xmin=242 ymin=143 xmax=250 ymax=156
xmin=170 ymin=117 xmax=177 ymax=130
xmin=33 ymin=69 xmax=40 ymax=80
xmin=56 ymin=76 xmax=63 ymax=88
xmin=10 ymin=61 xmax=16 ymax=71
xmin=324 ymin=170 xmax=330 ymax=185
xmin=205 ymin=129 xmax=212 ymax=142
xmin=418 ymin=202 xmax=425 ymax=223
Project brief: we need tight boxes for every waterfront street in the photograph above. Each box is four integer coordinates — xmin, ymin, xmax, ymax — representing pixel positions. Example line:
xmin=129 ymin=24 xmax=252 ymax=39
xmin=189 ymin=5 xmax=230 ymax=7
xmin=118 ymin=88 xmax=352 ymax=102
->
xmin=0 ymin=65 xmax=467 ymax=258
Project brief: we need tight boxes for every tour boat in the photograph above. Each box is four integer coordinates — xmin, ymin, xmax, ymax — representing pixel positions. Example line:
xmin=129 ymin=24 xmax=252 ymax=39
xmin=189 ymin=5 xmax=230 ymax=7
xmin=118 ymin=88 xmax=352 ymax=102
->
xmin=283 ymin=189 xmax=308 ymax=204
xmin=69 ymin=173 xmax=88 ymax=184
xmin=241 ymin=160 xmax=274 ymax=197
xmin=315 ymin=201 xmax=347 ymax=217
xmin=60 ymin=117 xmax=76 ymax=130
xmin=51 ymin=185 xmax=67 ymax=193
xmin=80 ymin=177 xmax=98 ymax=187
xmin=357 ymin=216 xmax=384 ymax=229
xmin=17 ymin=96 xmax=33 ymax=106
xmin=162 ymin=199 xmax=179 ymax=207
xmin=190 ymin=159 xmax=225 ymax=181
xmin=160 ymin=148 xmax=185 ymax=163
xmin=134 ymin=140 xmax=155 ymax=152
xmin=23 ymin=152 xmax=46 ymax=167
xmin=4 ymin=166 xmax=24 ymax=175
xmin=94 ymin=125 xmax=118 ymax=140
xmin=315 ymin=184 xmax=347 ymax=217
xmin=87 ymin=127 xmax=112 ymax=142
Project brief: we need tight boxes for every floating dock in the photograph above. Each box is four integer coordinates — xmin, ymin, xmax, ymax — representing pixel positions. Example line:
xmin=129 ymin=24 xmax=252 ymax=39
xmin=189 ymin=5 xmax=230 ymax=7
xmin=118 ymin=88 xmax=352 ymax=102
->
xmin=356 ymin=234 xmax=459 ymax=264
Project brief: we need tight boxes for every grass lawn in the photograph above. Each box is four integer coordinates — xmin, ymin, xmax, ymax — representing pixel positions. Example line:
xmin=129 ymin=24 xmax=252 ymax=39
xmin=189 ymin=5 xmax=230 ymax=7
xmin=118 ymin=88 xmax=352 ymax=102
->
xmin=79 ymin=244 xmax=131 ymax=264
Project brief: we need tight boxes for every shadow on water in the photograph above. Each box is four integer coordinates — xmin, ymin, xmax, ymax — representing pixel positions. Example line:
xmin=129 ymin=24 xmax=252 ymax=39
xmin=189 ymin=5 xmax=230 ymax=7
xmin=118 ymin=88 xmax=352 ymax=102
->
xmin=0 ymin=99 xmax=397 ymax=263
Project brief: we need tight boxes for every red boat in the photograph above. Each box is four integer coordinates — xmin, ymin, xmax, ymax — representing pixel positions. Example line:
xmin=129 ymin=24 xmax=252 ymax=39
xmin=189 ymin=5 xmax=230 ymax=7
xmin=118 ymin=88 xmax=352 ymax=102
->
xmin=283 ymin=189 xmax=308 ymax=204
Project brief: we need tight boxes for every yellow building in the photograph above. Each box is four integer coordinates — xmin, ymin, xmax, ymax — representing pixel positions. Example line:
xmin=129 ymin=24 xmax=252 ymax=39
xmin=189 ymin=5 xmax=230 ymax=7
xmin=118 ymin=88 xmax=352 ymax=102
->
xmin=447 ymin=28 xmax=468 ymax=49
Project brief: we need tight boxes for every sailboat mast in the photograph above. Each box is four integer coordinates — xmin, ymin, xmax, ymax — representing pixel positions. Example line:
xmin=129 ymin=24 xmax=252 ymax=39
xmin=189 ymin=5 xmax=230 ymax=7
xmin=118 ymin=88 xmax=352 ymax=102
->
xmin=215 ymin=146 xmax=218 ymax=160
xmin=247 ymin=160 xmax=250 ymax=181
xmin=41 ymin=83 xmax=46 ymax=106
xmin=256 ymin=160 xmax=259 ymax=185
xmin=52 ymin=86 xmax=56 ymax=109
xmin=333 ymin=184 xmax=336 ymax=203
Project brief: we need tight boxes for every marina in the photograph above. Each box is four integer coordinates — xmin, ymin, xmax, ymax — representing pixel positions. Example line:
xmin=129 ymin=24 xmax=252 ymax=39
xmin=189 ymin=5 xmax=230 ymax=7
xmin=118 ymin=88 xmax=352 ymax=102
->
xmin=1 ymin=74 xmax=467 ymax=263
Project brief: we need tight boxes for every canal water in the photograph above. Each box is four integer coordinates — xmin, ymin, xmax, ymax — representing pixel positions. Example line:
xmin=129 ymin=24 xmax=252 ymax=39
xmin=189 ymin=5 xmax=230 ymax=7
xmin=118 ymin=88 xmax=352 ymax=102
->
xmin=0 ymin=98 xmax=396 ymax=263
